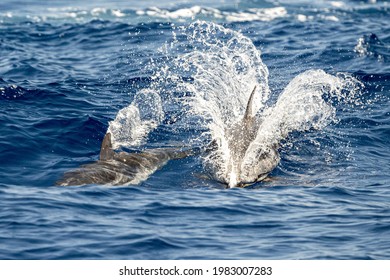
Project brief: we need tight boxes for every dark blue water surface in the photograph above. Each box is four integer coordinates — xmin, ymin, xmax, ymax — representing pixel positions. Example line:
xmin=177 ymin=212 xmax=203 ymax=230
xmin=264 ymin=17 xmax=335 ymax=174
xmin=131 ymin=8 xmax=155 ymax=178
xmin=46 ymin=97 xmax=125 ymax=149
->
xmin=1 ymin=0 xmax=390 ymax=259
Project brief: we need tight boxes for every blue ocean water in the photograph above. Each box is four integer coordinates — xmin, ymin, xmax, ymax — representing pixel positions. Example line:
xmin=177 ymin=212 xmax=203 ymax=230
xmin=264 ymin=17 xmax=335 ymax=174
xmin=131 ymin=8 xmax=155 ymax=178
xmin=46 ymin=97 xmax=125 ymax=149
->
xmin=1 ymin=0 xmax=390 ymax=259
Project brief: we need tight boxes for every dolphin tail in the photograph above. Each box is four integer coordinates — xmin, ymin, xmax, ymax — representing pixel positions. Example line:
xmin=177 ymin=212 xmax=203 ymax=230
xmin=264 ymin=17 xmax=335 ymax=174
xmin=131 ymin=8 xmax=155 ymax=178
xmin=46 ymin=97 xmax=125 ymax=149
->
xmin=243 ymin=85 xmax=257 ymax=122
xmin=100 ymin=132 xmax=114 ymax=161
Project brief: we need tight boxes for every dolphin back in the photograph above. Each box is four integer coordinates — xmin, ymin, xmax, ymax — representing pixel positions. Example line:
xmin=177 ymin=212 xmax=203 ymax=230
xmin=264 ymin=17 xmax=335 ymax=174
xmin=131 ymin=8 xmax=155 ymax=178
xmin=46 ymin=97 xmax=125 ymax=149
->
xmin=56 ymin=133 xmax=198 ymax=186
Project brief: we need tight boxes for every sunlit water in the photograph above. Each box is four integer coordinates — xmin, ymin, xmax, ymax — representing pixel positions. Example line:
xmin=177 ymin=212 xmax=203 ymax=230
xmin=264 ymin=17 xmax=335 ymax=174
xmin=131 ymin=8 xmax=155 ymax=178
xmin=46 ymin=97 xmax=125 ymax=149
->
xmin=1 ymin=0 xmax=389 ymax=259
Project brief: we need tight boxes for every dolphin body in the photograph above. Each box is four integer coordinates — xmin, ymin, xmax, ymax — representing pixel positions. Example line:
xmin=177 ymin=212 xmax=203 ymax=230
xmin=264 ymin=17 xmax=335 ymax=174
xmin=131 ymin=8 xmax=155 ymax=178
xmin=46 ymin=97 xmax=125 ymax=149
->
xmin=216 ymin=86 xmax=280 ymax=187
xmin=56 ymin=133 xmax=193 ymax=186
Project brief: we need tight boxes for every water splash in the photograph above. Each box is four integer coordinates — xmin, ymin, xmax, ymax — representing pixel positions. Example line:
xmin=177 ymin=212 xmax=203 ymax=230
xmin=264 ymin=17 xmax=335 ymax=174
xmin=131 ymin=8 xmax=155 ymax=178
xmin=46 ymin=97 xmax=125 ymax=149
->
xmin=171 ymin=21 xmax=271 ymax=186
xmin=240 ymin=70 xmax=363 ymax=186
xmin=108 ymin=89 xmax=163 ymax=149
xmin=354 ymin=33 xmax=390 ymax=62
xmin=110 ymin=21 xmax=363 ymax=187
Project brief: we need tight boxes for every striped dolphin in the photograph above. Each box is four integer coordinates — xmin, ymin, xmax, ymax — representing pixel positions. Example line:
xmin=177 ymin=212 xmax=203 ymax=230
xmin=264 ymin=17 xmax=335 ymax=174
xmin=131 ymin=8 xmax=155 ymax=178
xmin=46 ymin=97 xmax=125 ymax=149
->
xmin=56 ymin=133 xmax=194 ymax=186
xmin=217 ymin=86 xmax=280 ymax=187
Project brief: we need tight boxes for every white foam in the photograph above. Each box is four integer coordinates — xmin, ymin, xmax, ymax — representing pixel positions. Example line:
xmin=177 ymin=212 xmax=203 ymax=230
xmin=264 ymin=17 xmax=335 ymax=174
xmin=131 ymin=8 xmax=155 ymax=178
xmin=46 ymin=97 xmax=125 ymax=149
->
xmin=5 ymin=5 xmax=288 ymax=24
xmin=136 ymin=6 xmax=287 ymax=22
xmin=91 ymin=7 xmax=107 ymax=16
xmin=111 ymin=9 xmax=125 ymax=17
xmin=19 ymin=7 xmax=128 ymax=22
xmin=297 ymin=14 xmax=308 ymax=22
xmin=47 ymin=7 xmax=78 ymax=12
xmin=142 ymin=6 xmax=202 ymax=19
xmin=226 ymin=7 xmax=287 ymax=22
xmin=320 ymin=15 xmax=339 ymax=22
xmin=330 ymin=1 xmax=345 ymax=8
xmin=296 ymin=14 xmax=339 ymax=23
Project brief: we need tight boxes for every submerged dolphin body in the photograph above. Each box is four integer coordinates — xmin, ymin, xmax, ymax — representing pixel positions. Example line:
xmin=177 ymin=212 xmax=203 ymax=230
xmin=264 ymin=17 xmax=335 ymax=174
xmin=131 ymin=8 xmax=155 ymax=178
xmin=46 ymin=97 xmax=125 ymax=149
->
xmin=56 ymin=133 xmax=193 ymax=186
xmin=219 ymin=86 xmax=280 ymax=187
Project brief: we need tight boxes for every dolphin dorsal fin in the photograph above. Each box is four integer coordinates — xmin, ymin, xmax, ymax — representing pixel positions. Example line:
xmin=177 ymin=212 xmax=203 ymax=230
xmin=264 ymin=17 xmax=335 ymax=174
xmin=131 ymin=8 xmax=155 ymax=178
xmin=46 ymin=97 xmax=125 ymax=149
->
xmin=100 ymin=133 xmax=114 ymax=161
xmin=243 ymin=85 xmax=257 ymax=122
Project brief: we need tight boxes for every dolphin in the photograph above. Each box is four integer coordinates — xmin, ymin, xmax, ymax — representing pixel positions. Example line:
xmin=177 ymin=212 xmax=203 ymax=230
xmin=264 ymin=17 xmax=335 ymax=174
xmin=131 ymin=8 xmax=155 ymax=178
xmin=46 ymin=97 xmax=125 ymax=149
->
xmin=56 ymin=133 xmax=195 ymax=186
xmin=216 ymin=86 xmax=280 ymax=188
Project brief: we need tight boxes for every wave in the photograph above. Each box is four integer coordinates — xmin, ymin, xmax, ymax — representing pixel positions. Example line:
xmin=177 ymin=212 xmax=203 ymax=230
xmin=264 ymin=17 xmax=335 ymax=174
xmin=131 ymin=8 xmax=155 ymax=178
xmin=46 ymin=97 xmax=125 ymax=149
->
xmin=136 ymin=6 xmax=287 ymax=22
xmin=1 ymin=0 xmax=388 ymax=25
xmin=0 ymin=5 xmax=287 ymax=24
